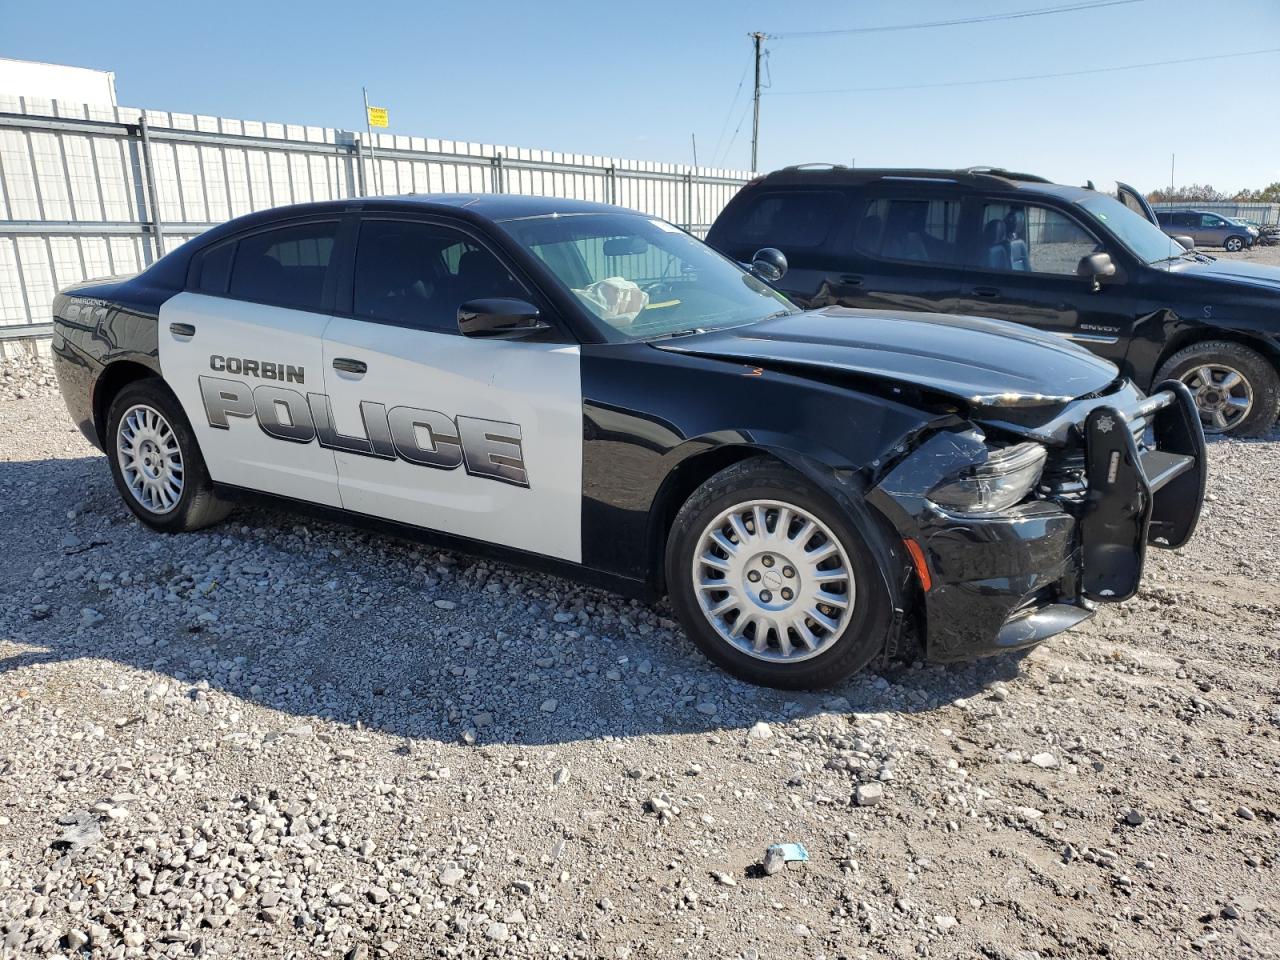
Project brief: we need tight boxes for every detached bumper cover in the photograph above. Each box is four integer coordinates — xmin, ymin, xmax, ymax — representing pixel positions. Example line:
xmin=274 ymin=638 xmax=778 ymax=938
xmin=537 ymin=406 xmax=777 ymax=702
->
xmin=868 ymin=381 xmax=1207 ymax=662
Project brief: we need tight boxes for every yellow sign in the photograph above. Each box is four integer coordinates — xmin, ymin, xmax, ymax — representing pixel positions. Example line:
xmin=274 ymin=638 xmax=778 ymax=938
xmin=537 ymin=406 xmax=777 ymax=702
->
xmin=367 ymin=106 xmax=389 ymax=128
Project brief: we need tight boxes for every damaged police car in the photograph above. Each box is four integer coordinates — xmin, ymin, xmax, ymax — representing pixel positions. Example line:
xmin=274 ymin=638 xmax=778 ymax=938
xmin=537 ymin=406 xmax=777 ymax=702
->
xmin=51 ymin=195 xmax=1206 ymax=688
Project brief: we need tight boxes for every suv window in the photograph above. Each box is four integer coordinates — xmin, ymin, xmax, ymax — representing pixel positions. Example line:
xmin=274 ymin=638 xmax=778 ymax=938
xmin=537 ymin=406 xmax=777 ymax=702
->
xmin=353 ymin=219 xmax=527 ymax=333
xmin=976 ymin=203 xmax=1098 ymax=275
xmin=853 ymin=198 xmax=962 ymax=265
xmin=1171 ymin=212 xmax=1194 ymax=227
xmin=225 ymin=221 xmax=338 ymax=311
xmin=734 ymin=191 xmax=844 ymax=249
xmin=1199 ymin=214 xmax=1226 ymax=228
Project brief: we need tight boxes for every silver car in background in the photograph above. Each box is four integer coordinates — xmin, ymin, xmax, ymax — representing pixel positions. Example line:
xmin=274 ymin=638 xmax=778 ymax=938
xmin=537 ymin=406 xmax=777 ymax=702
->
xmin=1157 ymin=210 xmax=1259 ymax=252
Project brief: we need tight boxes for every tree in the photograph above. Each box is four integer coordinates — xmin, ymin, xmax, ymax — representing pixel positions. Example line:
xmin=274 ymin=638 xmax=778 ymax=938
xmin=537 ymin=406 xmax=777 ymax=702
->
xmin=1232 ymin=182 xmax=1280 ymax=203
xmin=1146 ymin=184 xmax=1229 ymax=203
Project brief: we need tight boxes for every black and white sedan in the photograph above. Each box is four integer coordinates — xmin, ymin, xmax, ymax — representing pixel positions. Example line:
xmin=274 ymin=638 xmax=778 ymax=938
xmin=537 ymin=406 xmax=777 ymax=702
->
xmin=51 ymin=195 xmax=1206 ymax=688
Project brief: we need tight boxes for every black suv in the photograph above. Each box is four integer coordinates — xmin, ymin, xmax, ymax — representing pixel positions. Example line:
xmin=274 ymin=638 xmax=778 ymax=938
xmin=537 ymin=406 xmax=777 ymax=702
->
xmin=707 ymin=166 xmax=1280 ymax=436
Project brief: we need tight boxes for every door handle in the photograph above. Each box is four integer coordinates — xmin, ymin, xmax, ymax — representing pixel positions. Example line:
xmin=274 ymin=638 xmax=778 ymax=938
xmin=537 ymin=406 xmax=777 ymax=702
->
xmin=971 ymin=286 xmax=1001 ymax=299
xmin=169 ymin=322 xmax=196 ymax=337
xmin=332 ymin=357 xmax=367 ymax=376
xmin=838 ymin=274 xmax=864 ymax=287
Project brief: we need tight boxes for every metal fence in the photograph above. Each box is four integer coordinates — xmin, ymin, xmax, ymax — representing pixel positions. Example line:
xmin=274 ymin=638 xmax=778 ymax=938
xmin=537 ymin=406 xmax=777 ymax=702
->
xmin=0 ymin=94 xmax=752 ymax=344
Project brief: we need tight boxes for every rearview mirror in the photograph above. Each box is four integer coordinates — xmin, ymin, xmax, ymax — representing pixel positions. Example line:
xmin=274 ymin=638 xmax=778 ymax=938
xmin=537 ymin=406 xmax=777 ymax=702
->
xmin=603 ymin=236 xmax=648 ymax=256
xmin=457 ymin=298 xmax=548 ymax=338
xmin=750 ymin=247 xmax=788 ymax=282
xmin=1076 ymin=251 xmax=1116 ymax=292
xmin=1173 ymin=235 xmax=1196 ymax=251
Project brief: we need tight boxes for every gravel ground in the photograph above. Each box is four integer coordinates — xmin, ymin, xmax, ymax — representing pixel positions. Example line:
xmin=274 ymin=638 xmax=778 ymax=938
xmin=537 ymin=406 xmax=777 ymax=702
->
xmin=1 ymin=339 xmax=1277 ymax=959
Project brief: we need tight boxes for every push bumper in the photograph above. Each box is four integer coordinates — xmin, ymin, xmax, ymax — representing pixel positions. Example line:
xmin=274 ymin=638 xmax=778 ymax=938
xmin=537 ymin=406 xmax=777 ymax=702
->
xmin=868 ymin=381 xmax=1206 ymax=662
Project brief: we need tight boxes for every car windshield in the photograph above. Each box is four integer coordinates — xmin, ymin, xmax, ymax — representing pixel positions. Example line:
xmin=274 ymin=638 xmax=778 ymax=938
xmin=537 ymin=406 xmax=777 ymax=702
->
xmin=499 ymin=212 xmax=797 ymax=341
xmin=1076 ymin=194 xmax=1186 ymax=264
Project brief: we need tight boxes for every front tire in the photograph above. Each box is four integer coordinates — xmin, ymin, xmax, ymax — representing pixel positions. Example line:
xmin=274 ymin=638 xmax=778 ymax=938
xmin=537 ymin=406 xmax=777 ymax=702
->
xmin=1155 ymin=340 xmax=1280 ymax=437
xmin=665 ymin=457 xmax=892 ymax=689
xmin=1223 ymin=235 xmax=1245 ymax=252
xmin=106 ymin=380 xmax=233 ymax=532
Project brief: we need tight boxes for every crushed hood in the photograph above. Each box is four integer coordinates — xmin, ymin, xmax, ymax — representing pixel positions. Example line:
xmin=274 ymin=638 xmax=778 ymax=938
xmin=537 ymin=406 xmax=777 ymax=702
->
xmin=1171 ymin=257 xmax=1280 ymax=293
xmin=651 ymin=307 xmax=1119 ymax=409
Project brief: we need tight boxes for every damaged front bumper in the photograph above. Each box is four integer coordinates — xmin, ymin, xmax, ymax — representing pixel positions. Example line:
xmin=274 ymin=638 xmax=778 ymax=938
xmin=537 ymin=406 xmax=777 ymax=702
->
xmin=868 ymin=380 xmax=1207 ymax=662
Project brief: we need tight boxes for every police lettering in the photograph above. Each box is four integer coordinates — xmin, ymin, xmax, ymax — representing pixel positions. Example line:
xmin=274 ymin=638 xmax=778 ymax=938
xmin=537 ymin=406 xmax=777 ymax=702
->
xmin=209 ymin=355 xmax=304 ymax=384
xmin=197 ymin=375 xmax=528 ymax=488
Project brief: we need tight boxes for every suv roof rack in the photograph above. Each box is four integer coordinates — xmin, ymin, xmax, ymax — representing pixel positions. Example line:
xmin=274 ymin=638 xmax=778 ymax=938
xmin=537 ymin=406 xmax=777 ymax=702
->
xmin=762 ymin=165 xmax=1054 ymax=189
xmin=781 ymin=162 xmax=849 ymax=172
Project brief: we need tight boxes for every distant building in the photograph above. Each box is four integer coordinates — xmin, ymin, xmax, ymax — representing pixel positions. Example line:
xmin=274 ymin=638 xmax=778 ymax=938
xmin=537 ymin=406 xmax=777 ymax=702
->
xmin=0 ymin=57 xmax=117 ymax=105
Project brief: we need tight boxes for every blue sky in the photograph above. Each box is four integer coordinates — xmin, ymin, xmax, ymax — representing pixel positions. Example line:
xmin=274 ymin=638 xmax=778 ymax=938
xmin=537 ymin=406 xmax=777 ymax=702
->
xmin=4 ymin=0 xmax=1279 ymax=192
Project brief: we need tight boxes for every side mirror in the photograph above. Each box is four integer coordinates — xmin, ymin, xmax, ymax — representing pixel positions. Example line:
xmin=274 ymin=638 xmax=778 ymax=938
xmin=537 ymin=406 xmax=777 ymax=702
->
xmin=1173 ymin=235 xmax=1196 ymax=251
xmin=1076 ymin=252 xmax=1117 ymax=293
xmin=457 ymin=298 xmax=548 ymax=338
xmin=750 ymin=247 xmax=788 ymax=282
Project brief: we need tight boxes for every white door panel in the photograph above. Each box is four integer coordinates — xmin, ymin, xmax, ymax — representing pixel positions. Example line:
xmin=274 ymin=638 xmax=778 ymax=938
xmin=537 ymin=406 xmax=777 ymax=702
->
xmin=158 ymin=291 xmax=341 ymax=506
xmin=322 ymin=316 xmax=582 ymax=562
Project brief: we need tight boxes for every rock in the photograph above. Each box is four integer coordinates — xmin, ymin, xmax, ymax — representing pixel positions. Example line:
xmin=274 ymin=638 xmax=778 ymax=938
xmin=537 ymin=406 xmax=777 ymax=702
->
xmin=747 ymin=721 xmax=773 ymax=740
xmin=1236 ymin=805 xmax=1256 ymax=821
xmin=485 ymin=922 xmax=509 ymax=942
xmin=712 ymin=871 xmax=737 ymax=886
xmin=511 ymin=880 xmax=534 ymax=896
xmin=540 ymin=698 xmax=558 ymax=713
xmin=1029 ymin=752 xmax=1058 ymax=769
xmin=433 ymin=599 xmax=456 ymax=610
xmin=1124 ymin=808 xmax=1146 ymax=826
xmin=367 ymin=885 xmax=390 ymax=904
xmin=552 ymin=766 xmax=570 ymax=785
xmin=762 ymin=847 xmax=786 ymax=876
xmin=438 ymin=867 xmax=465 ymax=887
xmin=65 ymin=929 xmax=89 ymax=950
xmin=346 ymin=946 xmax=370 ymax=960
xmin=935 ymin=915 xmax=958 ymax=932
xmin=855 ymin=783 xmax=884 ymax=806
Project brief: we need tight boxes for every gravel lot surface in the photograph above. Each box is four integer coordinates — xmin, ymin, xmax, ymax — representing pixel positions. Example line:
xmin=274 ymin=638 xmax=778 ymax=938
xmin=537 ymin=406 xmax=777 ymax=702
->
xmin=1 ymin=296 xmax=1278 ymax=958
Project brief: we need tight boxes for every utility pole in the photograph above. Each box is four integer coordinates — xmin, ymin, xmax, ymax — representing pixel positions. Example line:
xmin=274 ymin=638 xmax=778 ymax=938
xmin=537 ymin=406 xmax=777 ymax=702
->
xmin=750 ymin=32 xmax=766 ymax=172
xmin=1169 ymin=153 xmax=1175 ymax=203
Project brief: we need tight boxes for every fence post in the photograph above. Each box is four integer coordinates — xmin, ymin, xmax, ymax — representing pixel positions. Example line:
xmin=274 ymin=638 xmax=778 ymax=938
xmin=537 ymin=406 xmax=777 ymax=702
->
xmin=353 ymin=134 xmax=367 ymax=197
xmin=606 ymin=165 xmax=616 ymax=205
xmin=491 ymin=154 xmax=506 ymax=193
xmin=684 ymin=171 xmax=694 ymax=233
xmin=137 ymin=114 xmax=165 ymax=260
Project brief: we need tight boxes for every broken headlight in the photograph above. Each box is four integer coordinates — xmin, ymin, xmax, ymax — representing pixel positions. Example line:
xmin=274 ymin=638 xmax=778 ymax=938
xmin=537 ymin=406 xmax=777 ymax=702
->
xmin=928 ymin=442 xmax=1048 ymax=515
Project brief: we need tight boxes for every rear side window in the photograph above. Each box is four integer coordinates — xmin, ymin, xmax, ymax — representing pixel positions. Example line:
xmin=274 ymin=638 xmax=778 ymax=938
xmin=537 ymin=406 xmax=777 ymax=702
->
xmin=353 ymin=219 xmax=527 ymax=333
xmin=733 ymin=191 xmax=844 ymax=249
xmin=853 ymin=198 xmax=962 ymax=265
xmin=196 ymin=240 xmax=235 ymax=294
xmin=227 ymin=221 xmax=338 ymax=311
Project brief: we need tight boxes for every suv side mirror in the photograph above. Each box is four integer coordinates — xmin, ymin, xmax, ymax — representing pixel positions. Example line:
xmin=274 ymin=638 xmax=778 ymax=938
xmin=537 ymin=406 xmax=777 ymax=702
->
xmin=1076 ymin=252 xmax=1117 ymax=292
xmin=750 ymin=247 xmax=788 ymax=282
xmin=1173 ymin=235 xmax=1196 ymax=251
xmin=457 ymin=298 xmax=548 ymax=338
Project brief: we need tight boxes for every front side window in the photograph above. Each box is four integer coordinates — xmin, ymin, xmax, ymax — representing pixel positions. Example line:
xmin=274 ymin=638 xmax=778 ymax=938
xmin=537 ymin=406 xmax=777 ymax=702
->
xmin=853 ymin=198 xmax=962 ymax=265
xmin=976 ymin=203 xmax=1099 ymax=275
xmin=734 ymin=191 xmax=845 ymax=249
xmin=500 ymin=213 xmax=795 ymax=341
xmin=1200 ymin=214 xmax=1226 ymax=228
xmin=227 ymin=221 xmax=338 ymax=311
xmin=353 ymin=219 xmax=527 ymax=333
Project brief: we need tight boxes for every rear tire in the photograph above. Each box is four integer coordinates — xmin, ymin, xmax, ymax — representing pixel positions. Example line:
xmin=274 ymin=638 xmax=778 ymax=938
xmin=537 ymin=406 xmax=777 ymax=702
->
xmin=665 ymin=457 xmax=892 ymax=689
xmin=106 ymin=379 xmax=233 ymax=532
xmin=1155 ymin=340 xmax=1280 ymax=437
xmin=1223 ymin=235 xmax=1245 ymax=252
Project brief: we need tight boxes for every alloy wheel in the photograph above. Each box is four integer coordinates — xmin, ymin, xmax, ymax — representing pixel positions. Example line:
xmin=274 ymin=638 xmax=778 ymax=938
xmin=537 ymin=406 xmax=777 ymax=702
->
xmin=116 ymin=404 xmax=185 ymax=514
xmin=1179 ymin=363 xmax=1254 ymax=433
xmin=691 ymin=499 xmax=855 ymax=662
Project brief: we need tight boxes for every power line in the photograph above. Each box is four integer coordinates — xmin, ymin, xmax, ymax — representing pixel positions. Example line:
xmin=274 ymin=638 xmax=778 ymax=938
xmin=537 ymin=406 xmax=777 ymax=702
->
xmin=770 ymin=0 xmax=1143 ymax=40
xmin=767 ymin=47 xmax=1280 ymax=96
xmin=709 ymin=60 xmax=750 ymax=169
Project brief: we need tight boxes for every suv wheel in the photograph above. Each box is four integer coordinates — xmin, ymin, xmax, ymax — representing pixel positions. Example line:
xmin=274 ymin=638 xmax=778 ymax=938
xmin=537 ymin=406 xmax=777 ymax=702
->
xmin=665 ymin=457 xmax=892 ymax=689
xmin=1223 ymin=235 xmax=1245 ymax=252
xmin=107 ymin=380 xmax=233 ymax=532
xmin=1155 ymin=341 xmax=1280 ymax=437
